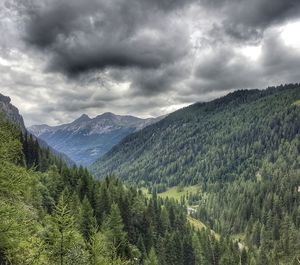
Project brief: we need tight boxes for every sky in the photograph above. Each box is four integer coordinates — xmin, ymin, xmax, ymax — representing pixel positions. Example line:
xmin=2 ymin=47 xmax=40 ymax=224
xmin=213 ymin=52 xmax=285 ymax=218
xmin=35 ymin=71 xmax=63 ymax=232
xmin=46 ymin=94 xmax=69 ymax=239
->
xmin=1 ymin=0 xmax=300 ymax=126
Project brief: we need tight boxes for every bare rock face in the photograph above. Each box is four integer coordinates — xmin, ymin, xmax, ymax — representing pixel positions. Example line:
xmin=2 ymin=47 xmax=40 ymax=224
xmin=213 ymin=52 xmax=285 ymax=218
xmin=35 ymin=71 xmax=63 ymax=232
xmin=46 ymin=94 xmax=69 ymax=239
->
xmin=0 ymin=93 xmax=26 ymax=132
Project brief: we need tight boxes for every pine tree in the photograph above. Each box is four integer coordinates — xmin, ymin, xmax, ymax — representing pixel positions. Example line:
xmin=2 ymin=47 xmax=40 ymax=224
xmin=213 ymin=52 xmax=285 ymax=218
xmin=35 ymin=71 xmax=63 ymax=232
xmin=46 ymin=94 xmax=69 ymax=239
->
xmin=144 ymin=248 xmax=159 ymax=265
xmin=102 ymin=203 xmax=127 ymax=257
xmin=51 ymin=194 xmax=75 ymax=265
xmin=88 ymin=227 xmax=130 ymax=265
xmin=192 ymin=234 xmax=203 ymax=265
xmin=80 ymin=196 xmax=94 ymax=240
xmin=251 ymin=222 xmax=261 ymax=247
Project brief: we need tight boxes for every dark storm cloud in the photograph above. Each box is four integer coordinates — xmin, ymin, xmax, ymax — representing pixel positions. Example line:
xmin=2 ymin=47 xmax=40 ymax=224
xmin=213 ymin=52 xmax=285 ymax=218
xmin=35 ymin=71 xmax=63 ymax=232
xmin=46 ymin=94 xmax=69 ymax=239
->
xmin=2 ymin=0 xmax=300 ymax=126
xmin=201 ymin=0 xmax=300 ymax=41
xmin=22 ymin=0 xmax=191 ymax=77
xmin=21 ymin=0 xmax=300 ymax=79
xmin=128 ymin=62 xmax=190 ymax=95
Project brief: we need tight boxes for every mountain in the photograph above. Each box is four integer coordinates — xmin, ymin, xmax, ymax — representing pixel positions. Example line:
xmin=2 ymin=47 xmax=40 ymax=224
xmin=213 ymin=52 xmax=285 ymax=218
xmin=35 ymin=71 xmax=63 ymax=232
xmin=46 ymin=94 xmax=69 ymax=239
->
xmin=28 ymin=112 xmax=163 ymax=166
xmin=0 ymin=97 xmax=243 ymax=265
xmin=0 ymin=93 xmax=26 ymax=132
xmin=90 ymin=84 xmax=300 ymax=263
xmin=91 ymin=84 xmax=300 ymax=186
xmin=0 ymin=93 xmax=74 ymax=166
xmin=2 ymin=86 xmax=300 ymax=264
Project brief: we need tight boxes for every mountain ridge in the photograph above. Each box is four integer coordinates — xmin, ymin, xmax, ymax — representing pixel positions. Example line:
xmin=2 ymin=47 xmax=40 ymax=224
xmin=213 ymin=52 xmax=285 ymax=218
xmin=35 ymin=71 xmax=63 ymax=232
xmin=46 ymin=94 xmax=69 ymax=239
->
xmin=28 ymin=112 xmax=164 ymax=166
xmin=90 ymin=84 xmax=300 ymax=186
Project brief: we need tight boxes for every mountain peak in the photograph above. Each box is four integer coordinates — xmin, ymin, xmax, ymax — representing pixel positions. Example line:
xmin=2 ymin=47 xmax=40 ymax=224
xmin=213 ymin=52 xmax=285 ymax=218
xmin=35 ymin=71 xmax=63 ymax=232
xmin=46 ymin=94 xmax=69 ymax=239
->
xmin=0 ymin=94 xmax=11 ymax=104
xmin=29 ymin=110 xmax=163 ymax=166
xmin=95 ymin=112 xmax=117 ymax=119
xmin=73 ymin=114 xmax=91 ymax=123
xmin=0 ymin=93 xmax=25 ymax=132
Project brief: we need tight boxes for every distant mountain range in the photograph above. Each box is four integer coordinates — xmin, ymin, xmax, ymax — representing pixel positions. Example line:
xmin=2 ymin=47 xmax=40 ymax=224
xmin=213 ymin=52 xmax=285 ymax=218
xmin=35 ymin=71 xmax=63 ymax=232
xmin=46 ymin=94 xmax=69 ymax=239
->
xmin=28 ymin=112 xmax=163 ymax=166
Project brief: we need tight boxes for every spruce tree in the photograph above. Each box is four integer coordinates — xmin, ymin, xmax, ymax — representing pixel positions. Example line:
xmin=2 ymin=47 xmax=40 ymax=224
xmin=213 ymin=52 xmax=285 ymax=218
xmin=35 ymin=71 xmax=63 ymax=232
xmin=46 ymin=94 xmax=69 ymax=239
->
xmin=144 ymin=248 xmax=159 ymax=265
xmin=80 ymin=196 xmax=94 ymax=240
xmin=102 ymin=203 xmax=127 ymax=257
xmin=51 ymin=194 xmax=75 ymax=265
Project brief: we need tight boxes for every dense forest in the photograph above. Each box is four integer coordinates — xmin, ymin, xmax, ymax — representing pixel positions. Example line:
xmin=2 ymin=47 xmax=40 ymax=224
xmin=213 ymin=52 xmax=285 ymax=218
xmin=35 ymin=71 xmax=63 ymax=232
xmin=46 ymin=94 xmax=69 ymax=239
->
xmin=1 ymin=84 xmax=300 ymax=264
xmin=91 ymin=84 xmax=300 ymax=264
xmin=1 ymin=114 xmax=251 ymax=264
xmin=91 ymin=84 xmax=300 ymax=187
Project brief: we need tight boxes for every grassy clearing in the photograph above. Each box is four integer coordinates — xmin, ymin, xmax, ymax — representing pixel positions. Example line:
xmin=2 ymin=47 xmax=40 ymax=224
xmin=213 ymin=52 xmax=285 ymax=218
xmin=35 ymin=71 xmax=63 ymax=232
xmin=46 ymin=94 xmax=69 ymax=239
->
xmin=140 ymin=185 xmax=199 ymax=200
xmin=293 ymin=100 xmax=300 ymax=106
xmin=188 ymin=217 xmax=245 ymax=244
xmin=157 ymin=185 xmax=199 ymax=201
xmin=188 ymin=216 xmax=220 ymax=240
xmin=141 ymin=186 xmax=223 ymax=241
xmin=142 ymin=186 xmax=246 ymax=245
xmin=188 ymin=216 xmax=206 ymax=230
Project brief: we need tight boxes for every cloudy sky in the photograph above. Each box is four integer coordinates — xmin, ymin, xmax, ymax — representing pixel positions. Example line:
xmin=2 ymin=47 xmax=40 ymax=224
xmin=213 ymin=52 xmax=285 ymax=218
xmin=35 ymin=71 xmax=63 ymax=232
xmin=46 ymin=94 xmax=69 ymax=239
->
xmin=1 ymin=0 xmax=300 ymax=126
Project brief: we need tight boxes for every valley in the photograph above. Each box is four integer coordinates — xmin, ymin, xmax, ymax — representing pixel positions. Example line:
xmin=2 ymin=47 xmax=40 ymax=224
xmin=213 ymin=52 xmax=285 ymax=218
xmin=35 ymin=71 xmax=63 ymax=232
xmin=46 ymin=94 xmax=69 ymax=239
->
xmin=1 ymin=84 xmax=300 ymax=264
xmin=90 ymin=84 xmax=300 ymax=264
xmin=29 ymin=113 xmax=162 ymax=166
xmin=3 ymin=0 xmax=300 ymax=263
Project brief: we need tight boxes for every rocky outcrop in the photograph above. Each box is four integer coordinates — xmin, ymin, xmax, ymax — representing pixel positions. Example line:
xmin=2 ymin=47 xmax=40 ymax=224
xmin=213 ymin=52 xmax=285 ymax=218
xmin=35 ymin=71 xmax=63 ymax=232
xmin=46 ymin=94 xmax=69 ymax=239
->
xmin=0 ymin=93 xmax=26 ymax=132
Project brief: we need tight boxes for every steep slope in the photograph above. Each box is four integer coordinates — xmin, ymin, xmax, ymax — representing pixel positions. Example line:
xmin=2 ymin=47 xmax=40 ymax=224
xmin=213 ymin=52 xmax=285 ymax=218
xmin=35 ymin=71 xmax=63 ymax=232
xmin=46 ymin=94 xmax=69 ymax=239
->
xmin=29 ymin=113 xmax=162 ymax=166
xmin=0 ymin=108 xmax=244 ymax=265
xmin=91 ymin=84 xmax=300 ymax=186
xmin=91 ymin=84 xmax=300 ymax=263
xmin=0 ymin=93 xmax=74 ymax=166
xmin=0 ymin=93 xmax=26 ymax=132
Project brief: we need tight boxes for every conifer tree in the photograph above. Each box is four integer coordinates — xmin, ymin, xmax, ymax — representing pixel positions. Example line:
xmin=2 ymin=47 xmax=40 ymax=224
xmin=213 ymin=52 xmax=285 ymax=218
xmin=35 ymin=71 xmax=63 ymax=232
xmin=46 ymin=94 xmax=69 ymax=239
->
xmin=51 ymin=194 xmax=75 ymax=265
xmin=144 ymin=248 xmax=159 ymax=265
xmin=80 ymin=196 xmax=94 ymax=240
xmin=102 ymin=203 xmax=127 ymax=257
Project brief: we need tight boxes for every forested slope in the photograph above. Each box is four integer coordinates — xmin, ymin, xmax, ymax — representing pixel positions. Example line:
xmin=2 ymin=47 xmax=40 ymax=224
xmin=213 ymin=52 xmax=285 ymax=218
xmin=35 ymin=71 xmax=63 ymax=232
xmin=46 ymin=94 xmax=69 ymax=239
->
xmin=91 ymin=84 xmax=300 ymax=186
xmin=0 ymin=106 xmax=246 ymax=264
xmin=91 ymin=84 xmax=300 ymax=263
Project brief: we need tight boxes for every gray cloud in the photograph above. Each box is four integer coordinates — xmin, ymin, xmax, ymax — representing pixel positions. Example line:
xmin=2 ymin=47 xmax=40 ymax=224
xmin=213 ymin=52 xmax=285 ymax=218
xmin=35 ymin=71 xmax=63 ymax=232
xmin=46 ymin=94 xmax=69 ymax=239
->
xmin=227 ymin=0 xmax=300 ymax=28
xmin=1 ymin=0 xmax=300 ymax=126
xmin=199 ymin=0 xmax=300 ymax=42
xmin=193 ymin=48 xmax=261 ymax=92
xmin=22 ymin=0 xmax=191 ymax=77
xmin=261 ymin=31 xmax=300 ymax=82
xmin=193 ymin=29 xmax=300 ymax=93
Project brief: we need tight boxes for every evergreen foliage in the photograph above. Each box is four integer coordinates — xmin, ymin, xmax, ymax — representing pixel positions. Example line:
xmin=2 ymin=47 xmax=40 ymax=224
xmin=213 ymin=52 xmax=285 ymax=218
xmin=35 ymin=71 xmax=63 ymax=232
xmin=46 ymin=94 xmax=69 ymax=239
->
xmin=91 ymin=84 xmax=300 ymax=263
xmin=0 ymin=115 xmax=243 ymax=264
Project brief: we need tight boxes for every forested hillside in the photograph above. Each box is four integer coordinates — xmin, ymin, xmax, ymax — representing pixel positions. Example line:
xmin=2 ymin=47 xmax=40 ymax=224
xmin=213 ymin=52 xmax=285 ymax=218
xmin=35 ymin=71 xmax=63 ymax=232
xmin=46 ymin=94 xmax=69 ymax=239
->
xmin=91 ymin=84 xmax=300 ymax=263
xmin=91 ymin=84 xmax=300 ymax=186
xmin=1 ymin=108 xmax=247 ymax=264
